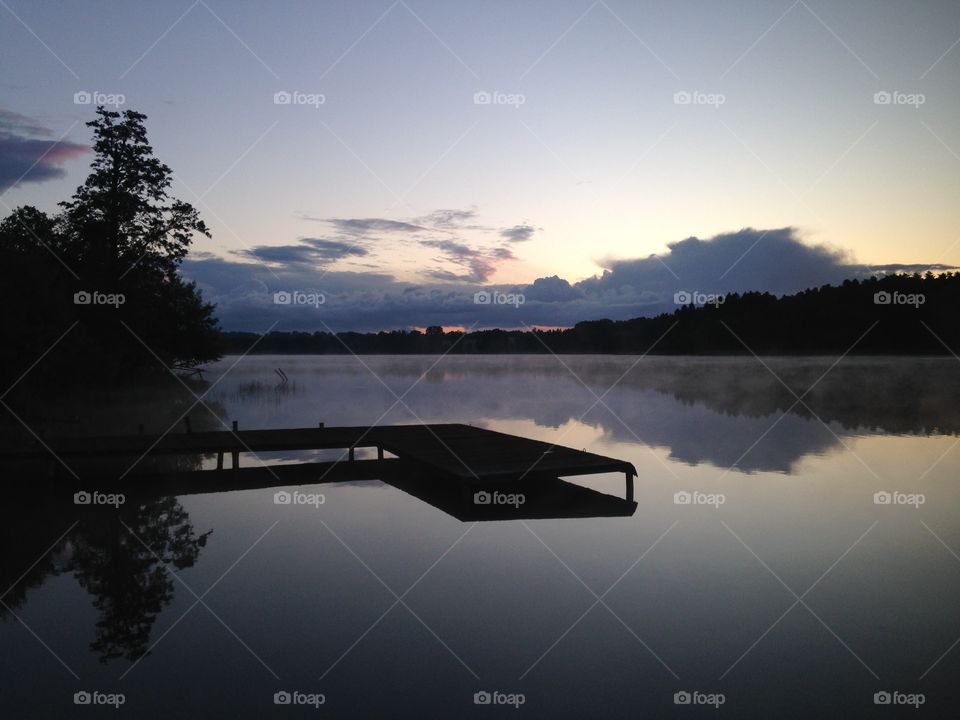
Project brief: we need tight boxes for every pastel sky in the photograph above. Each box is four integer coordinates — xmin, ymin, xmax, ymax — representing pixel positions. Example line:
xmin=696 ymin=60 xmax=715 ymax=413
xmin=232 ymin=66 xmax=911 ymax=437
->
xmin=2 ymin=0 xmax=959 ymax=330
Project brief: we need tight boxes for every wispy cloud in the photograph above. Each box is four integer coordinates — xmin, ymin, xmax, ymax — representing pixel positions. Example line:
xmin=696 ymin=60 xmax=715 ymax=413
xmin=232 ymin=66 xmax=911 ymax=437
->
xmin=500 ymin=224 xmax=536 ymax=242
xmin=0 ymin=109 xmax=89 ymax=192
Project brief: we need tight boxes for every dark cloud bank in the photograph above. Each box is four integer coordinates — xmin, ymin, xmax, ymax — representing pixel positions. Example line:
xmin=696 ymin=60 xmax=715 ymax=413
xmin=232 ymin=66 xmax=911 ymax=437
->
xmin=183 ymin=226 xmax=954 ymax=332
xmin=0 ymin=110 xmax=88 ymax=192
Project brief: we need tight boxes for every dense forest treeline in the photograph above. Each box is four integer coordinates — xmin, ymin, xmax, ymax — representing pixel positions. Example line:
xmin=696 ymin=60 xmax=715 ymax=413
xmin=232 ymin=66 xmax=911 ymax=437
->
xmin=222 ymin=272 xmax=960 ymax=355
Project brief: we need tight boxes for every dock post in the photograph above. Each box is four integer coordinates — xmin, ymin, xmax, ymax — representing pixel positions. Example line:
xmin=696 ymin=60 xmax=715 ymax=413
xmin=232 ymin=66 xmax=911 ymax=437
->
xmin=318 ymin=422 xmax=324 ymax=429
xmin=232 ymin=450 xmax=240 ymax=469
xmin=625 ymin=471 xmax=635 ymax=503
xmin=349 ymin=446 xmax=355 ymax=462
xmin=232 ymin=420 xmax=239 ymax=432
xmin=216 ymin=451 xmax=224 ymax=470
xmin=377 ymin=446 xmax=383 ymax=460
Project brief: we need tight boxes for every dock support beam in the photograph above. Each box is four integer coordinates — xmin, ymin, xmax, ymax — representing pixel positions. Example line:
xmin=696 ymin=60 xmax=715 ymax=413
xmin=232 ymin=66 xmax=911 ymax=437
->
xmin=377 ymin=446 xmax=383 ymax=460
xmin=625 ymin=471 xmax=635 ymax=503
xmin=216 ymin=451 xmax=224 ymax=470
xmin=349 ymin=446 xmax=355 ymax=462
xmin=231 ymin=420 xmax=240 ymax=469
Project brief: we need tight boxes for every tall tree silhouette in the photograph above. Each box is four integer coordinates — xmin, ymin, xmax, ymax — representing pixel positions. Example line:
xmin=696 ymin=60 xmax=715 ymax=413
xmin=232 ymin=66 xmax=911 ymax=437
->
xmin=0 ymin=107 xmax=221 ymax=387
xmin=59 ymin=108 xmax=206 ymax=286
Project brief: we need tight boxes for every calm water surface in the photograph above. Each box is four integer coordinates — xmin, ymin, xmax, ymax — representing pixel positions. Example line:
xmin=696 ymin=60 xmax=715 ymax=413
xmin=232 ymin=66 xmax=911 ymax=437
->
xmin=2 ymin=355 xmax=959 ymax=718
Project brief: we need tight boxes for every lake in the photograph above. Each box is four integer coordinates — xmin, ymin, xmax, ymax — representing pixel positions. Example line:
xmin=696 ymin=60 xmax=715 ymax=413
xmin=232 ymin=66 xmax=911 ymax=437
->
xmin=2 ymin=355 xmax=958 ymax=718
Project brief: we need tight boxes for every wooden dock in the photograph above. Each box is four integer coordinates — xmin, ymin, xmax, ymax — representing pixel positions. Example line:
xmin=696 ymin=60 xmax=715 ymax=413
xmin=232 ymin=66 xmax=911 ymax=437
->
xmin=2 ymin=423 xmax=637 ymax=497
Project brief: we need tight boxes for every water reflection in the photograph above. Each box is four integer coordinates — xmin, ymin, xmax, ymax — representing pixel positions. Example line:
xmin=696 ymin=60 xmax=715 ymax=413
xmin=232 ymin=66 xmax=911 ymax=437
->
xmin=1 ymin=494 xmax=211 ymax=663
xmin=1 ymin=357 xmax=958 ymax=719
xmin=202 ymin=356 xmax=960 ymax=473
xmin=1 ymin=458 xmax=634 ymax=667
xmin=384 ymin=474 xmax=636 ymax=521
xmin=70 ymin=498 xmax=211 ymax=661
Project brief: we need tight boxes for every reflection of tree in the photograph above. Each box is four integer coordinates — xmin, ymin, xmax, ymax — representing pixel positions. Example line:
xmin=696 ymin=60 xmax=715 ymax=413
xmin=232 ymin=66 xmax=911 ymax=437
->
xmin=0 ymin=495 xmax=211 ymax=663
xmin=0 ymin=500 xmax=71 ymax=617
xmin=70 ymin=497 xmax=211 ymax=662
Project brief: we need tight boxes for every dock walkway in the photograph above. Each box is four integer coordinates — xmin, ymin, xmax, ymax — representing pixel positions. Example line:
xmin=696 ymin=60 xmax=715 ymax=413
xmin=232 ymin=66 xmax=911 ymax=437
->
xmin=1 ymin=423 xmax=636 ymax=497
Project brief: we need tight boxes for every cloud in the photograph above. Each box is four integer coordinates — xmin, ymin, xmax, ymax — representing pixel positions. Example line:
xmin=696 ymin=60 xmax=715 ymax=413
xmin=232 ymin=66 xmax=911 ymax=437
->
xmin=421 ymin=238 xmax=512 ymax=283
xmin=414 ymin=208 xmax=478 ymax=229
xmin=869 ymin=263 xmax=957 ymax=274
xmin=0 ymin=109 xmax=53 ymax=137
xmin=324 ymin=217 xmax=426 ymax=235
xmin=500 ymin=224 xmax=536 ymax=242
xmin=183 ymin=226 xmax=951 ymax=332
xmin=0 ymin=109 xmax=89 ymax=192
xmin=580 ymin=227 xmax=862 ymax=299
xmin=523 ymin=275 xmax=584 ymax=302
xmin=241 ymin=237 xmax=367 ymax=266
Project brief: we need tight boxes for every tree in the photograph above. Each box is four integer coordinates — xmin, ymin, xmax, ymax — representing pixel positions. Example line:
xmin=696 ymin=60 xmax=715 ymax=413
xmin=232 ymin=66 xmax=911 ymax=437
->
xmin=0 ymin=107 xmax=222 ymax=387
xmin=59 ymin=108 xmax=207 ymax=282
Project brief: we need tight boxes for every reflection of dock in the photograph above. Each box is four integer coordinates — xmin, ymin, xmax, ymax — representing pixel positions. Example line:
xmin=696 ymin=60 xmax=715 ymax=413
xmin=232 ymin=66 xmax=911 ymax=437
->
xmin=4 ymin=423 xmax=637 ymax=497
xmin=77 ymin=459 xmax=638 ymax=521
xmin=383 ymin=473 xmax=637 ymax=521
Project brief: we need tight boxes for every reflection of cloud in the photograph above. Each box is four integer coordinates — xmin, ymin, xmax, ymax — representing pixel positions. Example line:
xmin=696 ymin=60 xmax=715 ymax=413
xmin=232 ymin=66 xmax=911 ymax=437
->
xmin=203 ymin=356 xmax=960 ymax=474
xmin=184 ymin=226 xmax=951 ymax=331
xmin=0 ymin=109 xmax=89 ymax=192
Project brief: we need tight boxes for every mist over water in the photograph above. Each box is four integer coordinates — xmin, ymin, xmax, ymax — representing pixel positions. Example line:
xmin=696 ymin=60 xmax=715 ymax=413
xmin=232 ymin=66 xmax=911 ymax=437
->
xmin=2 ymin=356 xmax=958 ymax=718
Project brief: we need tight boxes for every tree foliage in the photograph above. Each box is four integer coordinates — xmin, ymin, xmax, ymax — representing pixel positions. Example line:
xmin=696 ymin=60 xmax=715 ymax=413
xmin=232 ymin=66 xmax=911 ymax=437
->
xmin=1 ymin=108 xmax=222 ymax=387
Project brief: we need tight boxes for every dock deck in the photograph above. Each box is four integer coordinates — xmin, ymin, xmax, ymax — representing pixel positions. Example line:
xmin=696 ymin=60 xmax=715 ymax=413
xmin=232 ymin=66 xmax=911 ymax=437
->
xmin=2 ymin=423 xmax=637 ymax=498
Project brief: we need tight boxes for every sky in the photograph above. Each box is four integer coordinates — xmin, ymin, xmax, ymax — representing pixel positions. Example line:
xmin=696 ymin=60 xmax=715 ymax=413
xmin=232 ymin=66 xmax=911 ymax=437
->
xmin=2 ymin=0 xmax=959 ymax=331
